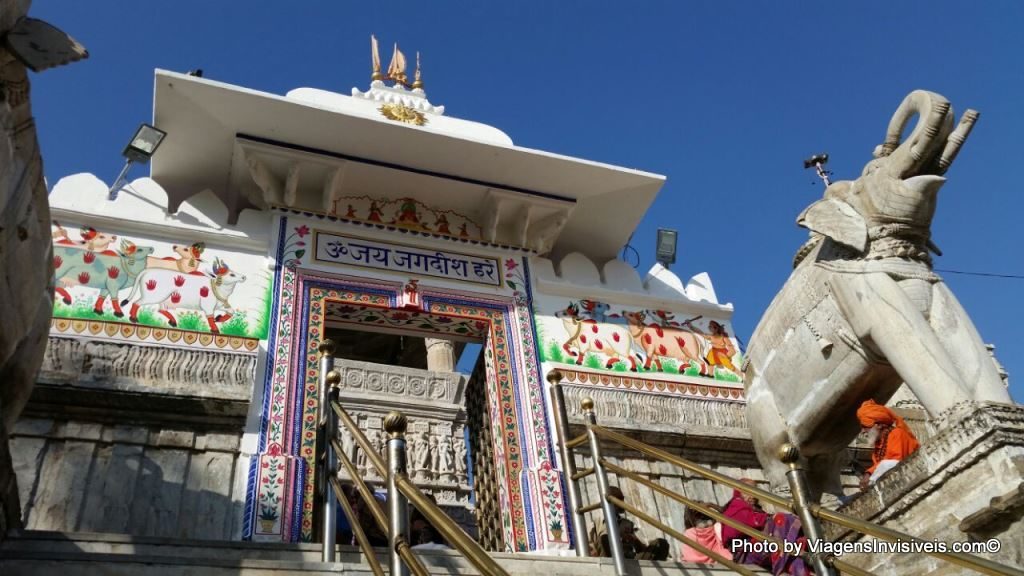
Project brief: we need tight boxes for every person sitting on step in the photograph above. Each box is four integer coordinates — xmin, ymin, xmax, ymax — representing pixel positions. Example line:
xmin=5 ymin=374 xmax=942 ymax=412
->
xmin=588 ymin=486 xmax=670 ymax=561
xmin=856 ymin=399 xmax=921 ymax=490
xmin=681 ymin=503 xmax=730 ymax=564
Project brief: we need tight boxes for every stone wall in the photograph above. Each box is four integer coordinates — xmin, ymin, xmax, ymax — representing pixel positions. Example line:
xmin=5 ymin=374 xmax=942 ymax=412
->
xmin=9 ymin=336 xmax=255 ymax=539
xmin=11 ymin=417 xmax=245 ymax=539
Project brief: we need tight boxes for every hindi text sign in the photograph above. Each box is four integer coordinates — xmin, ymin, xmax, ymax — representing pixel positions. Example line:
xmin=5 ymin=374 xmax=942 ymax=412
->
xmin=314 ymin=231 xmax=502 ymax=287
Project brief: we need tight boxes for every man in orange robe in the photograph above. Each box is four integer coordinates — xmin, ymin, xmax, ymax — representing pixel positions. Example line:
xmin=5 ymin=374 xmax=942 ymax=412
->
xmin=856 ymin=399 xmax=921 ymax=489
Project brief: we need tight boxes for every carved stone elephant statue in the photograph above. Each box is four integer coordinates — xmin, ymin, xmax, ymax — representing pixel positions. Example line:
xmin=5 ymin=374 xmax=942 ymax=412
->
xmin=744 ymin=90 xmax=1013 ymax=500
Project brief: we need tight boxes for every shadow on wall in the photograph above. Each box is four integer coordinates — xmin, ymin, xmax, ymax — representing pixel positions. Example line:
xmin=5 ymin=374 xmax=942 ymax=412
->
xmin=11 ymin=417 xmax=242 ymax=540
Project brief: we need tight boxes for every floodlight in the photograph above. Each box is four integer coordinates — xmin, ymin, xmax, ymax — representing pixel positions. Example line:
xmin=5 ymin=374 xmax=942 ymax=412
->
xmin=108 ymin=123 xmax=167 ymax=200
xmin=656 ymin=228 xmax=677 ymax=267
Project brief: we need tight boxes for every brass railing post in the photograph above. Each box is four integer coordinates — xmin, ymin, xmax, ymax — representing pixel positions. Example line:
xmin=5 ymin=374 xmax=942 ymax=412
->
xmin=385 ymin=411 xmax=411 ymax=576
xmin=779 ymin=443 xmax=836 ymax=576
xmin=582 ymin=397 xmax=627 ymax=576
xmin=318 ymin=340 xmax=337 ymax=563
xmin=547 ymin=369 xmax=590 ymax=557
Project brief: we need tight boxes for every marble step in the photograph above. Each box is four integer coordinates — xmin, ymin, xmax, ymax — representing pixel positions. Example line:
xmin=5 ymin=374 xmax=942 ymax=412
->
xmin=1 ymin=530 xmax=758 ymax=575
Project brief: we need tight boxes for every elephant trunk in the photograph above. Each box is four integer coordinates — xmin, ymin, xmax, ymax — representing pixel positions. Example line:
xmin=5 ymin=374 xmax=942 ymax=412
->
xmin=876 ymin=90 xmax=955 ymax=178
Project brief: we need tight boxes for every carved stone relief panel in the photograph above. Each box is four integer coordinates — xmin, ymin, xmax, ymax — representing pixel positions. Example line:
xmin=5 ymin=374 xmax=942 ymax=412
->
xmin=333 ymin=359 xmax=471 ymax=509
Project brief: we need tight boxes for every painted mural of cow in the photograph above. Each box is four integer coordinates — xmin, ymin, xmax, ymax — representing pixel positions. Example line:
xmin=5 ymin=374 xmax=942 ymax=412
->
xmin=53 ymin=239 xmax=155 ymax=316
xmin=555 ymin=301 xmax=639 ymax=370
xmin=145 ymin=242 xmax=205 ymax=274
xmin=123 ymin=257 xmax=247 ymax=333
xmin=623 ymin=310 xmax=710 ymax=375
xmin=52 ymin=222 xmax=117 ymax=252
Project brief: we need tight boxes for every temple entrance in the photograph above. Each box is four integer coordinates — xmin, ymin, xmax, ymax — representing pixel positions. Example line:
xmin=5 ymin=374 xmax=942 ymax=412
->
xmin=253 ymin=268 xmax=539 ymax=550
xmin=315 ymin=316 xmax=499 ymax=548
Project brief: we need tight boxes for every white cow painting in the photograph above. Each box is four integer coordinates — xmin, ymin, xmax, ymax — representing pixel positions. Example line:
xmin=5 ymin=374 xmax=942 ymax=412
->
xmin=123 ymin=257 xmax=248 ymax=333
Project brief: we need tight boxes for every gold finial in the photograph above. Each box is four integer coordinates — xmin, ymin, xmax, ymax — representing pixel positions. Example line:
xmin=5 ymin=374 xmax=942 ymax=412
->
xmin=778 ymin=442 xmax=800 ymax=465
xmin=411 ymin=51 xmax=424 ymax=90
xmin=370 ymin=34 xmax=385 ymax=81
xmin=383 ymin=410 xmax=408 ymax=438
xmin=325 ymin=369 xmax=342 ymax=389
xmin=318 ymin=339 xmax=336 ymax=357
xmin=581 ymin=397 xmax=595 ymax=412
xmin=545 ymin=369 xmax=563 ymax=386
xmin=387 ymin=43 xmax=408 ymax=87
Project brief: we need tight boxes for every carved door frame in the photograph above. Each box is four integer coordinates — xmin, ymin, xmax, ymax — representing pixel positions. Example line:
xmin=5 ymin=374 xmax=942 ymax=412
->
xmin=244 ymin=216 xmax=567 ymax=552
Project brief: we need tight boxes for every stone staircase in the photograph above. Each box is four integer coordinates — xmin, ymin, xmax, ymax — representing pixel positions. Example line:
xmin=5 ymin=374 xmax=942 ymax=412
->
xmin=0 ymin=530 xmax=750 ymax=575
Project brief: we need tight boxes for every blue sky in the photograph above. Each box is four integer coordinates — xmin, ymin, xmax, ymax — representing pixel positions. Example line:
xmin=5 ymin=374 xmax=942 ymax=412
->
xmin=29 ymin=2 xmax=1023 ymax=400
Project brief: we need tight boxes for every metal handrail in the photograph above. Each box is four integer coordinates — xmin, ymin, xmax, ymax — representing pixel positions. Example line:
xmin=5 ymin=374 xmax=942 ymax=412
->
xmin=547 ymin=366 xmax=1022 ymax=576
xmin=328 ymin=475 xmax=386 ymax=576
xmin=395 ymin=474 xmax=510 ymax=576
xmin=813 ymin=506 xmax=1024 ymax=576
xmin=589 ymin=425 xmax=794 ymax=512
xmin=316 ymin=351 xmax=511 ymax=576
xmin=565 ymin=434 xmax=589 ymax=449
xmin=606 ymin=494 xmax=758 ymax=576
xmin=590 ymin=422 xmax=1023 ymax=576
xmin=602 ymin=460 xmax=789 ymax=551
xmin=332 ymin=437 xmax=388 ymax=531
xmin=332 ymin=401 xmax=386 ymax=476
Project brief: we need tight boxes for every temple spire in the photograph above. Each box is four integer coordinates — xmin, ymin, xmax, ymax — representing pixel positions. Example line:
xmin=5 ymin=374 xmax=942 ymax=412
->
xmin=411 ymin=51 xmax=424 ymax=90
xmin=370 ymin=34 xmax=385 ymax=81
xmin=387 ymin=43 xmax=408 ymax=87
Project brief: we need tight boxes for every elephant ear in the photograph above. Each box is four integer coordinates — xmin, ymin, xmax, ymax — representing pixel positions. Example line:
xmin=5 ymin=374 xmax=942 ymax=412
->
xmin=797 ymin=198 xmax=868 ymax=253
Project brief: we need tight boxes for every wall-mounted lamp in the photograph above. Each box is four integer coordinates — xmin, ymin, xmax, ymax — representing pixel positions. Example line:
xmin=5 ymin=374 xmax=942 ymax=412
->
xmin=107 ymin=123 xmax=167 ymax=200
xmin=656 ymin=228 xmax=678 ymax=268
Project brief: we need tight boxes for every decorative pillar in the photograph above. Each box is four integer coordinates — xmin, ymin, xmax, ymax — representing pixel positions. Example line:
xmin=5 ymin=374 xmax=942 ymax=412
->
xmin=424 ymin=338 xmax=456 ymax=372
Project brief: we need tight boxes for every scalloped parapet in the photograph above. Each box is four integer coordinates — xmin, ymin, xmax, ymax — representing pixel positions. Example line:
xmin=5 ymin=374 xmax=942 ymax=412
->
xmin=530 ymin=252 xmax=733 ymax=315
xmin=48 ymin=173 xmax=271 ymax=248
xmin=351 ymin=80 xmax=445 ymax=115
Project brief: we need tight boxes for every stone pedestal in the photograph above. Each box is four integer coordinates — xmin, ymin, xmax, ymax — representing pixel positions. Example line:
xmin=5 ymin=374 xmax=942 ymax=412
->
xmin=833 ymin=402 xmax=1024 ymax=574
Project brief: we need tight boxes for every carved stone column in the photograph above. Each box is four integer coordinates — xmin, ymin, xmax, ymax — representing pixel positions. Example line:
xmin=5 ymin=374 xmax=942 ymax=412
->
xmin=424 ymin=338 xmax=455 ymax=373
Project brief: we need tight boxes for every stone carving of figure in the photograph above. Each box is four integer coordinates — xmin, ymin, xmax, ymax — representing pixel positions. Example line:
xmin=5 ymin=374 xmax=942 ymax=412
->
xmin=406 ymin=431 xmax=421 ymax=477
xmin=368 ymin=429 xmax=383 ymax=477
xmin=415 ymin=431 xmax=433 ymax=481
xmin=438 ymin=434 xmax=455 ymax=483
xmin=430 ymin=434 xmax=441 ymax=474
xmin=454 ymin=438 xmax=468 ymax=483
xmin=340 ymin=427 xmax=355 ymax=465
xmin=355 ymin=443 xmax=367 ymax=473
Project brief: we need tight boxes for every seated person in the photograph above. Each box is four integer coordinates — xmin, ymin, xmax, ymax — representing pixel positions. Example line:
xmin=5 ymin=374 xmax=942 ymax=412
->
xmin=680 ymin=503 xmax=730 ymax=564
xmin=353 ymin=489 xmax=388 ymax=547
xmin=856 ymin=399 xmax=920 ymax=489
xmin=588 ymin=486 xmax=669 ymax=561
xmin=721 ymin=478 xmax=769 ymax=566
xmin=411 ymin=525 xmax=450 ymax=550
xmin=765 ymin=513 xmax=812 ymax=576
xmin=410 ymin=493 xmax=448 ymax=549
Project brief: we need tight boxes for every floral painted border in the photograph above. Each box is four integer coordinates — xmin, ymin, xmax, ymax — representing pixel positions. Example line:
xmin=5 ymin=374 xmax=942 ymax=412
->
xmin=246 ymin=216 xmax=569 ymax=551
xmin=558 ymin=367 xmax=745 ymax=401
xmin=51 ymin=317 xmax=259 ymax=352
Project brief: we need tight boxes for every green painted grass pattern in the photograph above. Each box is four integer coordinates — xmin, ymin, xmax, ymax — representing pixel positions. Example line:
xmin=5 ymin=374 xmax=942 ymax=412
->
xmin=54 ymin=296 xmax=268 ymax=339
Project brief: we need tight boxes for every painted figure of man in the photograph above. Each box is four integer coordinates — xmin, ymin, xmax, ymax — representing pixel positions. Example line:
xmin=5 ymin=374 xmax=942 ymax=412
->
xmin=702 ymin=320 xmax=738 ymax=374
xmin=856 ymin=400 xmax=920 ymax=489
